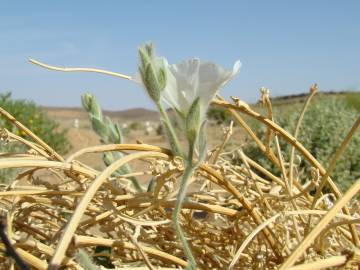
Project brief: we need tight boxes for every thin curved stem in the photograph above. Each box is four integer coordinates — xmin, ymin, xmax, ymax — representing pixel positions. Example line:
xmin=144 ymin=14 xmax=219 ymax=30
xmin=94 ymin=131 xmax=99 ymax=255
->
xmin=29 ymin=59 xmax=133 ymax=80
xmin=306 ymin=116 xmax=360 ymax=243
xmin=318 ymin=218 xmax=360 ymax=247
xmin=66 ymin=143 xmax=172 ymax=162
xmin=282 ymin=256 xmax=347 ymax=270
xmin=172 ymin=142 xmax=196 ymax=270
xmin=199 ymin=164 xmax=283 ymax=260
xmin=289 ymin=84 xmax=317 ymax=191
xmin=310 ymin=116 xmax=360 ymax=207
xmin=0 ymin=107 xmax=63 ymax=161
xmin=229 ymin=209 xmax=358 ymax=269
xmin=0 ymin=158 xmax=96 ymax=178
xmin=74 ymin=235 xmax=191 ymax=268
xmin=214 ymin=98 xmax=359 ymax=245
xmin=48 ymin=151 xmax=168 ymax=270
xmin=280 ymin=177 xmax=360 ymax=269
xmin=158 ymin=104 xmax=183 ymax=157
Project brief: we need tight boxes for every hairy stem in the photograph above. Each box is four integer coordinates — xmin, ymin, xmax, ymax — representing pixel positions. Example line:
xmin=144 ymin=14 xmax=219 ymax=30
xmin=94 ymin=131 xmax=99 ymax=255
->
xmin=158 ymin=104 xmax=183 ymax=157
xmin=172 ymin=142 xmax=196 ymax=270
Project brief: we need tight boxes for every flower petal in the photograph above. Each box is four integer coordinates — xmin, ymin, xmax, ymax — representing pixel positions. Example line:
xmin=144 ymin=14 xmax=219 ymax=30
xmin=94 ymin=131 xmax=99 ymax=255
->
xmin=197 ymin=60 xmax=241 ymax=119
xmin=232 ymin=60 xmax=242 ymax=77
xmin=161 ymin=58 xmax=241 ymax=121
xmin=162 ymin=59 xmax=200 ymax=115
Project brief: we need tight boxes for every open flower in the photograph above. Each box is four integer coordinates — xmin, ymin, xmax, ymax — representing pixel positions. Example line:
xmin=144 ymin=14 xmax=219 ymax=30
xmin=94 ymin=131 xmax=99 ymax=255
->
xmin=162 ymin=58 xmax=241 ymax=120
xmin=137 ymin=43 xmax=241 ymax=156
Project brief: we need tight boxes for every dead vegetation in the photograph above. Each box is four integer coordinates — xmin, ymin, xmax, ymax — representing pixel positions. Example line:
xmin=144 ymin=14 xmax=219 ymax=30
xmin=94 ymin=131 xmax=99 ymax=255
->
xmin=0 ymin=83 xmax=359 ymax=270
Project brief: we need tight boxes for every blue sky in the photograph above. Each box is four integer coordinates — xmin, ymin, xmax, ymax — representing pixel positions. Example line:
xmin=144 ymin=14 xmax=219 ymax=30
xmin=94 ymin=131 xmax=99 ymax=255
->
xmin=0 ymin=1 xmax=359 ymax=110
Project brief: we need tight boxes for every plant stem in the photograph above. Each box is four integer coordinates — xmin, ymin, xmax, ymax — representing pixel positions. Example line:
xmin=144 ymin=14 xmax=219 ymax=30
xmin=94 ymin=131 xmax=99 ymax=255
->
xmin=172 ymin=142 xmax=197 ymax=270
xmin=158 ymin=104 xmax=183 ymax=157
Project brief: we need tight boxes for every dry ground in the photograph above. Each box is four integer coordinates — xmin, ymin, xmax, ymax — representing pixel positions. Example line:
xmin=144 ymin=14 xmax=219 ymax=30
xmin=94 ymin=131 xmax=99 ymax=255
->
xmin=42 ymin=106 xmax=245 ymax=174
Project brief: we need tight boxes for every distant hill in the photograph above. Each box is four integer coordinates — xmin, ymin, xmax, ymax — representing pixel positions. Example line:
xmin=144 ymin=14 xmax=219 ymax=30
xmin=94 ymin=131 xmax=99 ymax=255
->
xmin=269 ymin=90 xmax=359 ymax=105
xmin=42 ymin=106 xmax=159 ymax=122
xmin=41 ymin=90 xmax=359 ymax=123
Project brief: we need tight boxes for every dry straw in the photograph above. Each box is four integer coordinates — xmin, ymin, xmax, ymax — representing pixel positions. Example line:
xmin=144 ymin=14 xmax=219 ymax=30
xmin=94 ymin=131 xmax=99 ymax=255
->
xmin=0 ymin=56 xmax=358 ymax=270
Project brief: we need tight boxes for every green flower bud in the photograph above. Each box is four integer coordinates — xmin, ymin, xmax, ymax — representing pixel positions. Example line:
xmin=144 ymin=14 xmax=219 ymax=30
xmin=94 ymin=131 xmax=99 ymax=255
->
xmin=138 ymin=46 xmax=151 ymax=73
xmin=81 ymin=92 xmax=102 ymax=119
xmin=138 ymin=43 xmax=167 ymax=104
xmin=145 ymin=42 xmax=154 ymax=58
xmin=143 ymin=63 xmax=161 ymax=103
xmin=81 ymin=92 xmax=92 ymax=111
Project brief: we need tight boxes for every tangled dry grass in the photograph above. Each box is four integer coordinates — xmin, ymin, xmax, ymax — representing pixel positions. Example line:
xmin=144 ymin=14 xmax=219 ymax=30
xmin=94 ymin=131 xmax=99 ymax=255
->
xmin=0 ymin=85 xmax=359 ymax=270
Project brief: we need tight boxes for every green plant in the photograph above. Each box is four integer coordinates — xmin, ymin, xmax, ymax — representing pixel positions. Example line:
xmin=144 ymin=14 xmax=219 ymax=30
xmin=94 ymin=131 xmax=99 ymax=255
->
xmin=244 ymin=97 xmax=360 ymax=194
xmin=128 ymin=121 xmax=142 ymax=131
xmin=81 ymin=93 xmax=142 ymax=192
xmin=345 ymin=92 xmax=360 ymax=112
xmin=0 ymin=92 xmax=70 ymax=184
xmin=0 ymin=92 xmax=70 ymax=154
xmin=207 ymin=104 xmax=232 ymax=124
xmin=0 ymin=143 xmax=24 ymax=184
xmin=155 ymin=123 xmax=164 ymax=135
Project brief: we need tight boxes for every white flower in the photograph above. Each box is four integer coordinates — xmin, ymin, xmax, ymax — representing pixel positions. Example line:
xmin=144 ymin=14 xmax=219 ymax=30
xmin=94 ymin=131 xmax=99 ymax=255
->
xmin=162 ymin=58 xmax=241 ymax=120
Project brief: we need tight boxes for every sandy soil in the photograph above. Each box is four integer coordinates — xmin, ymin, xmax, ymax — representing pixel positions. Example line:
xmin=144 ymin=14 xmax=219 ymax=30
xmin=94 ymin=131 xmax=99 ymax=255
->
xmin=41 ymin=106 xmax=245 ymax=181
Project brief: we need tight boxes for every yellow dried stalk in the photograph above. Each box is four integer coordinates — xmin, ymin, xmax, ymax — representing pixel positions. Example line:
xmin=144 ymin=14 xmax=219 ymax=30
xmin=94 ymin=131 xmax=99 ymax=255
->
xmin=280 ymin=177 xmax=360 ymax=268
xmin=0 ymin=107 xmax=63 ymax=161
xmin=49 ymin=151 xmax=168 ymax=269
xmin=74 ymin=235 xmax=190 ymax=268
xmin=214 ymin=98 xmax=360 ymax=246
xmin=0 ymin=89 xmax=358 ymax=270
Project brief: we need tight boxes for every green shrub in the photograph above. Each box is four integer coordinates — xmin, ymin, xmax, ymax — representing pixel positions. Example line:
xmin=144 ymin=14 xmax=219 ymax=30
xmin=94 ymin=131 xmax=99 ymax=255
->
xmin=156 ymin=115 xmax=181 ymax=136
xmin=0 ymin=92 xmax=70 ymax=183
xmin=0 ymin=92 xmax=70 ymax=154
xmin=156 ymin=123 xmax=164 ymax=135
xmin=345 ymin=92 xmax=360 ymax=112
xmin=128 ymin=121 xmax=142 ymax=131
xmin=207 ymin=105 xmax=232 ymax=124
xmin=243 ymin=97 xmax=360 ymax=194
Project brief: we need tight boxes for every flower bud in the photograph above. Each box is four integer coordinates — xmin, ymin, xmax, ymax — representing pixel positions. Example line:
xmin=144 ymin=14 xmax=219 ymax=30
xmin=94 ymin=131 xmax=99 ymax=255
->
xmin=138 ymin=43 xmax=167 ymax=104
xmin=81 ymin=92 xmax=102 ymax=119
xmin=143 ymin=63 xmax=161 ymax=103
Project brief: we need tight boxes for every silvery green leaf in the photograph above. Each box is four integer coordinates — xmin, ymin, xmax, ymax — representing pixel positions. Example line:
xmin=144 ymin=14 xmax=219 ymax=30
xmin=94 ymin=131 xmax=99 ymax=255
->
xmin=161 ymin=118 xmax=181 ymax=157
xmin=198 ymin=120 xmax=208 ymax=162
xmin=103 ymin=152 xmax=129 ymax=175
xmin=114 ymin=123 xmax=124 ymax=143
xmin=81 ymin=92 xmax=142 ymax=192
xmin=104 ymin=117 xmax=121 ymax=143
xmin=157 ymin=66 xmax=167 ymax=91
xmin=104 ymin=152 xmax=143 ymax=192
xmin=76 ymin=249 xmax=99 ymax=270
xmin=103 ymin=151 xmax=115 ymax=167
xmin=90 ymin=115 xmax=110 ymax=143
xmin=186 ymin=97 xmax=200 ymax=143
